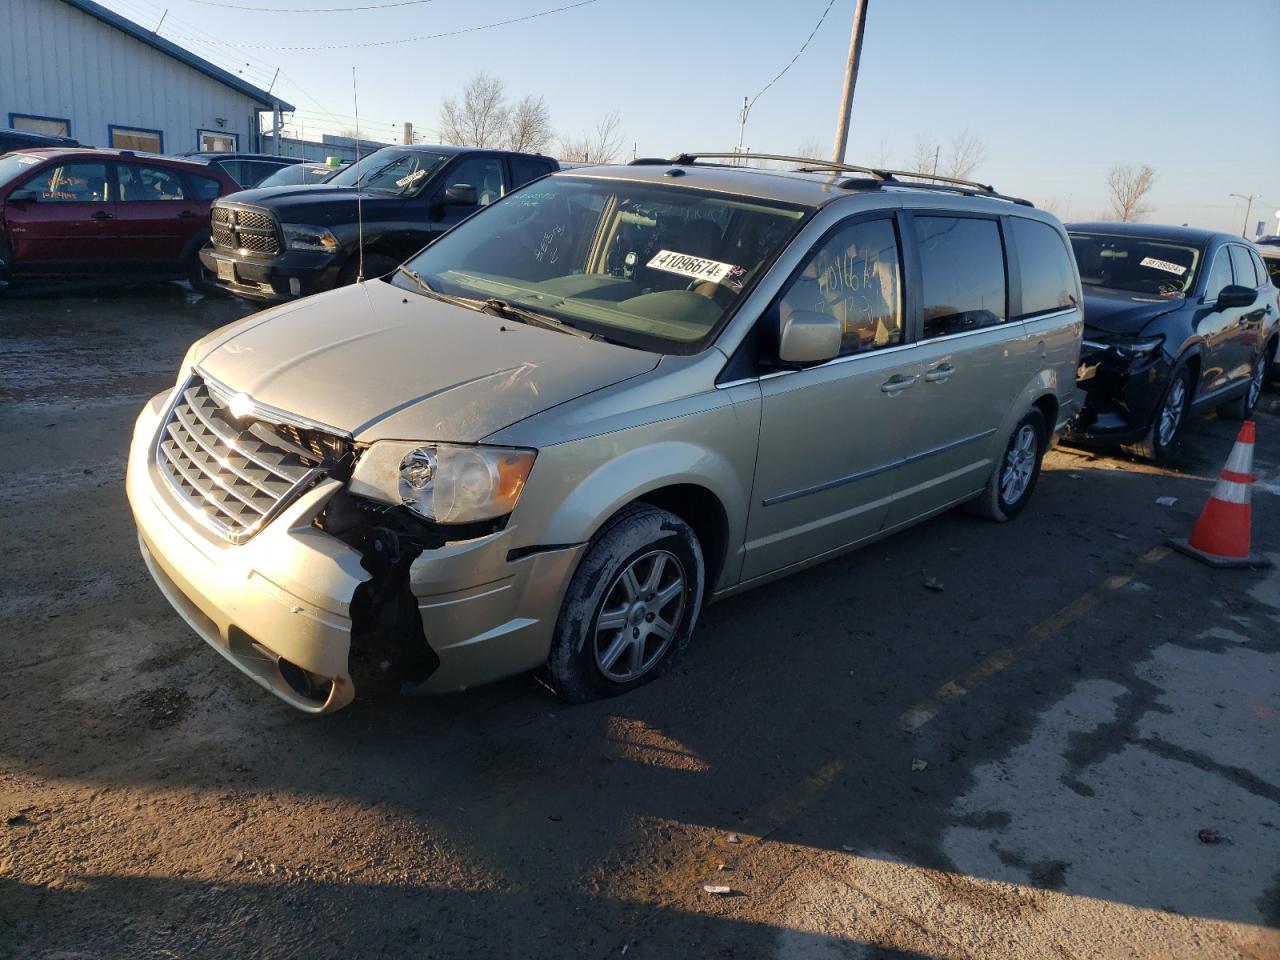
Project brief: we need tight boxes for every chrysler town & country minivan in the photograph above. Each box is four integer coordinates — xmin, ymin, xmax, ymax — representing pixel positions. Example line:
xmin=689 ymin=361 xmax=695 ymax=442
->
xmin=126 ymin=153 xmax=1083 ymax=713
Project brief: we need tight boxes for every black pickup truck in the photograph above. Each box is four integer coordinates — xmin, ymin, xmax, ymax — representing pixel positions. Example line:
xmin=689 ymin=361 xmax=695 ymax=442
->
xmin=199 ymin=144 xmax=558 ymax=302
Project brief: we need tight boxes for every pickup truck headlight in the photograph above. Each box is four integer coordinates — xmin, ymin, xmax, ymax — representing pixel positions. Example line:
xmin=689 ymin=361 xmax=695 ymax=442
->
xmin=282 ymin=223 xmax=339 ymax=253
xmin=349 ymin=441 xmax=536 ymax=524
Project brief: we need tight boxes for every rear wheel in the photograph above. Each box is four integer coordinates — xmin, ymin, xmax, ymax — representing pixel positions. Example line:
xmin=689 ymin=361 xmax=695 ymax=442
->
xmin=1125 ymin=366 xmax=1191 ymax=461
xmin=1217 ymin=353 xmax=1265 ymax=420
xmin=966 ymin=408 xmax=1046 ymax=522
xmin=545 ymin=504 xmax=704 ymax=703
xmin=185 ymin=245 xmax=221 ymax=296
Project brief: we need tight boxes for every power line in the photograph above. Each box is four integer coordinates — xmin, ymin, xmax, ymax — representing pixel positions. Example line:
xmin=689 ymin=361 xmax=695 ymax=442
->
xmin=747 ymin=0 xmax=838 ymax=112
xmin=189 ymin=0 xmax=435 ymax=10
xmin=168 ymin=0 xmax=603 ymax=50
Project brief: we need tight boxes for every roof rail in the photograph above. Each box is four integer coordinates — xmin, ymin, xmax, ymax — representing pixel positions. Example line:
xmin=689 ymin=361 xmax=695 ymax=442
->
xmin=662 ymin=151 xmax=1034 ymax=208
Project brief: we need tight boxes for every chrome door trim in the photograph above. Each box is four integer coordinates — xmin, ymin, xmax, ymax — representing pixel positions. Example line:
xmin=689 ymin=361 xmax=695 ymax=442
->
xmin=762 ymin=427 xmax=996 ymax=507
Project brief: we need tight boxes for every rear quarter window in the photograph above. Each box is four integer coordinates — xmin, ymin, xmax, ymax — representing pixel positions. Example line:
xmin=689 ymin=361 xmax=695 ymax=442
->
xmin=185 ymin=173 xmax=224 ymax=200
xmin=1011 ymin=218 xmax=1076 ymax=318
xmin=511 ymin=158 xmax=553 ymax=187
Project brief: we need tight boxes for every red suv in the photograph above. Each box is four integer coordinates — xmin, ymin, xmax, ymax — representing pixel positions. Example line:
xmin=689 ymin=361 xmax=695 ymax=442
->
xmin=0 ymin=148 xmax=240 ymax=291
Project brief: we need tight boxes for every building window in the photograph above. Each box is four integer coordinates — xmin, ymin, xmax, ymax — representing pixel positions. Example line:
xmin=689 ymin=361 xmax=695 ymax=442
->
xmin=109 ymin=125 xmax=164 ymax=153
xmin=9 ymin=113 xmax=70 ymax=138
xmin=198 ymin=129 xmax=238 ymax=152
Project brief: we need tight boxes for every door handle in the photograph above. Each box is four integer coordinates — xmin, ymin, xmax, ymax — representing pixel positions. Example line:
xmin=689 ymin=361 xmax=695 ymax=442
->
xmin=91 ymin=211 xmax=114 ymax=220
xmin=177 ymin=210 xmax=198 ymax=219
xmin=880 ymin=373 xmax=919 ymax=394
xmin=924 ymin=363 xmax=955 ymax=383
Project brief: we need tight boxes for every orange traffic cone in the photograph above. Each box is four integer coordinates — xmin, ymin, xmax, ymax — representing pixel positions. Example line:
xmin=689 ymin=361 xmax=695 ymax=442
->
xmin=1170 ymin=421 xmax=1270 ymax=569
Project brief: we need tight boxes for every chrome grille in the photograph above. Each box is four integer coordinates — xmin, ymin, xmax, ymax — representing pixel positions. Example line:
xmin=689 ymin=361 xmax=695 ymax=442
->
xmin=209 ymin=204 xmax=280 ymax=255
xmin=155 ymin=376 xmax=342 ymax=543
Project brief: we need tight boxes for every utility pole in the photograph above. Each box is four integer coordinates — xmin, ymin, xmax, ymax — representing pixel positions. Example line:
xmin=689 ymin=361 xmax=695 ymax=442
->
xmin=831 ymin=0 xmax=870 ymax=164
xmin=1229 ymin=193 xmax=1258 ymax=238
xmin=736 ymin=97 xmax=749 ymax=165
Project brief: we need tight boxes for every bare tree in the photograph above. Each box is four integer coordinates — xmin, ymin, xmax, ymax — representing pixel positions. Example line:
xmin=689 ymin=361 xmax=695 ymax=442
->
xmin=794 ymin=137 xmax=825 ymax=165
xmin=906 ymin=132 xmax=986 ymax=181
xmin=942 ymin=129 xmax=985 ymax=181
xmin=872 ymin=137 xmax=893 ymax=169
xmin=1106 ymin=163 xmax=1156 ymax=222
xmin=558 ymin=111 xmax=624 ymax=164
xmin=438 ymin=72 xmax=511 ymax=148
xmin=909 ymin=136 xmax=941 ymax=178
xmin=505 ymin=95 xmax=553 ymax=154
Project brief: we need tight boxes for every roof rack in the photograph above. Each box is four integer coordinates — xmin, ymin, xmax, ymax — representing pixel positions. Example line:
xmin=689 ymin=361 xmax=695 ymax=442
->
xmin=651 ymin=152 xmax=1033 ymax=208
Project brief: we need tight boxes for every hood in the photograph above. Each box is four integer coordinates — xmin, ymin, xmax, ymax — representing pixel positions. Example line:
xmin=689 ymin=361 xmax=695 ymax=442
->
xmin=1081 ymin=287 xmax=1182 ymax=337
xmin=194 ymin=279 xmax=660 ymax=443
xmin=218 ymin=185 xmax=406 ymax=226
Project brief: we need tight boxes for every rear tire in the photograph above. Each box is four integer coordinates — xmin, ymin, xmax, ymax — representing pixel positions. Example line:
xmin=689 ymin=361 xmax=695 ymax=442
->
xmin=966 ymin=408 xmax=1046 ymax=522
xmin=1124 ymin=366 xmax=1191 ymax=461
xmin=185 ymin=246 xmax=221 ymax=296
xmin=545 ymin=504 xmax=704 ymax=704
xmin=1217 ymin=352 xmax=1265 ymax=421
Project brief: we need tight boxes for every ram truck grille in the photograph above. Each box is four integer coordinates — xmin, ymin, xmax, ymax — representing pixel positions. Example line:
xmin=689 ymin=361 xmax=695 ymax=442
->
xmin=210 ymin=204 xmax=280 ymax=255
xmin=154 ymin=375 xmax=349 ymax=543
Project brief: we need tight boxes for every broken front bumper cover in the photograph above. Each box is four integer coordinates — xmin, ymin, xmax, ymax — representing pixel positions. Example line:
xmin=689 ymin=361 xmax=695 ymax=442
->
xmin=127 ymin=390 xmax=583 ymax=714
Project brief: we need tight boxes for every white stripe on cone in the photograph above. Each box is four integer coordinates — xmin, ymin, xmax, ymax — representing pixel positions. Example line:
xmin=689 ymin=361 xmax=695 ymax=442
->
xmin=1211 ymin=478 xmax=1252 ymax=505
xmin=1223 ymin=436 xmax=1255 ymax=477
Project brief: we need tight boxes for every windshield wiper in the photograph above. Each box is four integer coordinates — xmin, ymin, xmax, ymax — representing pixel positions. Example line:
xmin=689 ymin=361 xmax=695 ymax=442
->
xmin=396 ymin=265 xmax=479 ymax=310
xmin=480 ymin=298 xmax=596 ymax=340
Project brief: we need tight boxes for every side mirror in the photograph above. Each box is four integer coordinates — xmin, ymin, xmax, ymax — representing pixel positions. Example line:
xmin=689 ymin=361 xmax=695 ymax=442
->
xmin=442 ymin=183 xmax=477 ymax=207
xmin=778 ymin=309 xmax=841 ymax=366
xmin=1216 ymin=284 xmax=1257 ymax=309
xmin=7 ymin=188 xmax=37 ymax=204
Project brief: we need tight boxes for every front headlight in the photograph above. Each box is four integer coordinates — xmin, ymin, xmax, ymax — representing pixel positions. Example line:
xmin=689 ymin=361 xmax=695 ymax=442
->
xmin=1109 ymin=335 xmax=1165 ymax=360
xmin=349 ymin=441 xmax=536 ymax=524
xmin=282 ymin=223 xmax=339 ymax=253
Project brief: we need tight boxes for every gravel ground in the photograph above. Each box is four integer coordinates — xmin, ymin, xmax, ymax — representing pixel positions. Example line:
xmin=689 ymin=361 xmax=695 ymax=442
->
xmin=1 ymin=283 xmax=1278 ymax=959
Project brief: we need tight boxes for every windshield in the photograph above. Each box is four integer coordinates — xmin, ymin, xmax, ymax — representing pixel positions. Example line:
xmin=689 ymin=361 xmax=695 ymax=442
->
xmin=396 ymin=176 xmax=808 ymax=351
xmin=0 ymin=152 xmax=48 ymax=186
xmin=257 ymin=164 xmax=342 ymax=188
xmin=1070 ymin=233 xmax=1201 ymax=298
xmin=325 ymin=149 xmax=447 ymax=196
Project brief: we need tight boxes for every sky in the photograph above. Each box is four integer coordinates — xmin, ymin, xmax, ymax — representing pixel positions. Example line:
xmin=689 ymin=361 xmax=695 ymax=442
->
xmin=99 ymin=0 xmax=1280 ymax=235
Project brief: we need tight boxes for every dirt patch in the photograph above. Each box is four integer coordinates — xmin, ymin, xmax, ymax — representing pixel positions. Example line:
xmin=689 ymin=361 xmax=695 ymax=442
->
xmin=127 ymin=687 xmax=192 ymax=730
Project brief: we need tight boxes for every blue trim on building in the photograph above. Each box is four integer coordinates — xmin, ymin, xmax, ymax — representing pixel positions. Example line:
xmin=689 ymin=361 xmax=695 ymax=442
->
xmin=109 ymin=122 xmax=165 ymax=152
xmin=9 ymin=112 xmax=73 ymax=137
xmin=58 ymin=0 xmax=294 ymax=111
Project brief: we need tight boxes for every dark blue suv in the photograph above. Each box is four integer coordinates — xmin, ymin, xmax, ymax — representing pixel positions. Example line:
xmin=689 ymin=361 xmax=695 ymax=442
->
xmin=1065 ymin=223 xmax=1278 ymax=460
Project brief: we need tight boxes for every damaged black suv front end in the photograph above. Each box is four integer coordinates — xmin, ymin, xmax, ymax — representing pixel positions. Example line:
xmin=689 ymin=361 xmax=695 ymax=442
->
xmin=1069 ymin=329 xmax=1172 ymax=444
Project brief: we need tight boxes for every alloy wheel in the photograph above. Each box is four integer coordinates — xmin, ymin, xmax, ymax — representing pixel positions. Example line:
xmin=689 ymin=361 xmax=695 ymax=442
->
xmin=593 ymin=550 xmax=687 ymax=683
xmin=1248 ymin=356 xmax=1264 ymax=410
xmin=1000 ymin=424 xmax=1038 ymax=505
xmin=1158 ymin=377 xmax=1187 ymax=448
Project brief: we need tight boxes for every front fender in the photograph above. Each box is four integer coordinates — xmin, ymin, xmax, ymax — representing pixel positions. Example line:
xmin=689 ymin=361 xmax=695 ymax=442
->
xmin=509 ymin=401 xmax=759 ymax=590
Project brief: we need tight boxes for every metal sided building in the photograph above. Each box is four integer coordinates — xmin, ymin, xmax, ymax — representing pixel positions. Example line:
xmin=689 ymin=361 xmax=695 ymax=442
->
xmin=0 ymin=0 xmax=292 ymax=153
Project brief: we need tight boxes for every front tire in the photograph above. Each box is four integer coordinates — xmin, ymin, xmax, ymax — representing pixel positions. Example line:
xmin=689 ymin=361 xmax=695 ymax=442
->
xmin=545 ymin=504 xmax=704 ymax=703
xmin=1125 ymin=366 xmax=1191 ymax=461
xmin=186 ymin=246 xmax=221 ymax=296
xmin=966 ymin=408 xmax=1046 ymax=522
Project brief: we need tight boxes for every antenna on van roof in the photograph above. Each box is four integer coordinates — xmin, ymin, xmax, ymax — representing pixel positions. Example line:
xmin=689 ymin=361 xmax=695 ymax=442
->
xmin=352 ymin=67 xmax=364 ymax=283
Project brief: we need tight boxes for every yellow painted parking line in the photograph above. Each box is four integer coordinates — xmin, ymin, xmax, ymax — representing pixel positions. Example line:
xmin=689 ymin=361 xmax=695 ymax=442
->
xmin=900 ymin=546 xmax=1170 ymax=733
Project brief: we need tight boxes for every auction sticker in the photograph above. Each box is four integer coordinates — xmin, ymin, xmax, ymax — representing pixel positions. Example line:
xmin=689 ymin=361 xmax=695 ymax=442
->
xmin=1139 ymin=256 xmax=1187 ymax=276
xmin=648 ymin=249 xmax=739 ymax=284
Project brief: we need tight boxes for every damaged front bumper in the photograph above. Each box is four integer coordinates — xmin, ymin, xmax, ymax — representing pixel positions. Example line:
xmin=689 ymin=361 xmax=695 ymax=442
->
xmin=126 ymin=390 xmax=583 ymax=714
xmin=1062 ymin=344 xmax=1171 ymax=445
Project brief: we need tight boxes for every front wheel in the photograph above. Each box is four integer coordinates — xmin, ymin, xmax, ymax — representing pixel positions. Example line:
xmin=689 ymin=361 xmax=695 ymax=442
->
xmin=1125 ymin=366 xmax=1191 ymax=461
xmin=966 ymin=408 xmax=1046 ymax=522
xmin=545 ymin=504 xmax=704 ymax=703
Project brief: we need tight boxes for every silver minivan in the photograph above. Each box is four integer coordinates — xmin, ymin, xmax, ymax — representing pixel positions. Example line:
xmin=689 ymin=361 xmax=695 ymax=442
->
xmin=126 ymin=153 xmax=1082 ymax=713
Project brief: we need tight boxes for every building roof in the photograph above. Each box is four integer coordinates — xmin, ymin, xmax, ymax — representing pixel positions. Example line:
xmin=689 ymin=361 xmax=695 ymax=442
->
xmin=58 ymin=0 xmax=294 ymax=111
